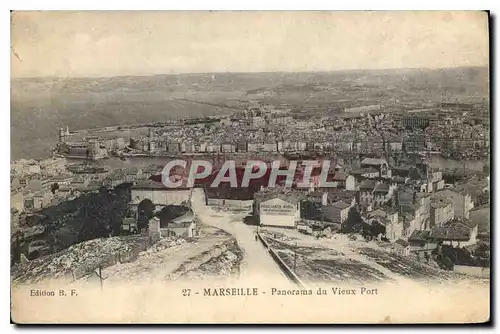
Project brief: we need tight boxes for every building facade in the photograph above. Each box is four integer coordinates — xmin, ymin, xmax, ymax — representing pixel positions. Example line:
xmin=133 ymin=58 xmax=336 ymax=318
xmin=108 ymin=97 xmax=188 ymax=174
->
xmin=131 ymin=180 xmax=192 ymax=206
xmin=257 ymin=194 xmax=301 ymax=228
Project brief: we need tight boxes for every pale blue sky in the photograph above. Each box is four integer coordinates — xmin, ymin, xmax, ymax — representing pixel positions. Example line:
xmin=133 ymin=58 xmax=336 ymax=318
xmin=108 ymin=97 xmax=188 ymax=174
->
xmin=11 ymin=11 xmax=489 ymax=78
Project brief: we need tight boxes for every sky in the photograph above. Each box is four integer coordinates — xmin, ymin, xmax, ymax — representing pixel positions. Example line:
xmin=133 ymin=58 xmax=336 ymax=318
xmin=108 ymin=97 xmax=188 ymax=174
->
xmin=10 ymin=11 xmax=489 ymax=78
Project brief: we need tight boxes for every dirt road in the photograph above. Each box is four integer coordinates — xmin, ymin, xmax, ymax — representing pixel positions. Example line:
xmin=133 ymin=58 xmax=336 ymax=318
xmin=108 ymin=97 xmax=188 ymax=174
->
xmin=190 ymin=188 xmax=293 ymax=285
xmin=98 ymin=227 xmax=232 ymax=284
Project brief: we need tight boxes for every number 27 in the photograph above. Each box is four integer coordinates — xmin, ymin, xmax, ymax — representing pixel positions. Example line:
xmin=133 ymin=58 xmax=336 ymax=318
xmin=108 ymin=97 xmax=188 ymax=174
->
xmin=182 ymin=289 xmax=191 ymax=296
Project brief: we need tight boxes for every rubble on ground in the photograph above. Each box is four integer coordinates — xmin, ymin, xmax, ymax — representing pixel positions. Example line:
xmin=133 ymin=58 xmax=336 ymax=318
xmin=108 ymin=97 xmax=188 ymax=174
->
xmin=348 ymin=233 xmax=366 ymax=242
xmin=143 ymin=237 xmax=187 ymax=255
xmin=330 ymin=233 xmax=351 ymax=244
xmin=175 ymin=240 xmax=243 ymax=280
xmin=260 ymin=227 xmax=489 ymax=285
xmin=260 ymin=229 xmax=298 ymax=243
xmin=11 ymin=235 xmax=150 ymax=285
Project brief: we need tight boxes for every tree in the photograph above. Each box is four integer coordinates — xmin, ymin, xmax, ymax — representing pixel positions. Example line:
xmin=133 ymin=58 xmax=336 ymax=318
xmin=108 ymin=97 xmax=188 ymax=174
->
xmin=11 ymin=235 xmax=21 ymax=265
xmin=474 ymin=243 xmax=491 ymax=267
xmin=53 ymin=226 xmax=77 ymax=251
xmin=157 ymin=205 xmax=189 ymax=225
xmin=77 ymin=197 xmax=110 ymax=242
xmin=51 ymin=182 xmax=60 ymax=194
xmin=301 ymin=200 xmax=322 ymax=220
xmin=342 ymin=207 xmax=363 ymax=233
xmin=137 ymin=199 xmax=155 ymax=230
xmin=424 ymin=252 xmax=430 ymax=264
xmin=442 ymin=256 xmax=454 ymax=270
xmin=363 ymin=220 xmax=385 ymax=239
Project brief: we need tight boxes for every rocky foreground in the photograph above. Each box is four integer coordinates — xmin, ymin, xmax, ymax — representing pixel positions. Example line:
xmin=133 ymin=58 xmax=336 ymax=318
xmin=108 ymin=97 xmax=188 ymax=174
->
xmin=11 ymin=235 xmax=152 ymax=284
xmin=11 ymin=225 xmax=239 ymax=285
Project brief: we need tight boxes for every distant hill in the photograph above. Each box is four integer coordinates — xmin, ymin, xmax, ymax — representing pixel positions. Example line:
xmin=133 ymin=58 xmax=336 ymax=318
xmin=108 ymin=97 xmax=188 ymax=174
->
xmin=11 ymin=67 xmax=489 ymax=160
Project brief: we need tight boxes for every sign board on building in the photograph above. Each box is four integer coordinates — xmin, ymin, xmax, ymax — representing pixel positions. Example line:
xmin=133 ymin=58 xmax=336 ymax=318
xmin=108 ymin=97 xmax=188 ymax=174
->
xmin=260 ymin=198 xmax=296 ymax=216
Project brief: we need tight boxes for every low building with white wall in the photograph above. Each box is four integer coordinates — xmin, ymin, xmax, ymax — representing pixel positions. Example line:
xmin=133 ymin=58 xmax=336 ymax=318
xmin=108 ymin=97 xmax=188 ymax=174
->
xmin=255 ymin=191 xmax=303 ymax=228
xmin=206 ymin=187 xmax=254 ymax=213
xmin=149 ymin=212 xmax=197 ymax=238
xmin=131 ymin=180 xmax=192 ymax=206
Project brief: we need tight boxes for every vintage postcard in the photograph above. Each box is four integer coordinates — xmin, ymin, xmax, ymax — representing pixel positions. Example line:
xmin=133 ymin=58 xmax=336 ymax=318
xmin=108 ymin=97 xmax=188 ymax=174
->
xmin=10 ymin=11 xmax=490 ymax=324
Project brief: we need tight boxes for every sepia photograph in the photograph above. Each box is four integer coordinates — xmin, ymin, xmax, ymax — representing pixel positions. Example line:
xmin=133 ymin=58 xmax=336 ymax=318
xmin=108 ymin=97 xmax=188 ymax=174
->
xmin=10 ymin=10 xmax=491 ymax=324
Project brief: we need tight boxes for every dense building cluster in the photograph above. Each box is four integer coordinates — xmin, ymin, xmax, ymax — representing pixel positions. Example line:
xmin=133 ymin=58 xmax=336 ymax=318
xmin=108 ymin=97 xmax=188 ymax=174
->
xmin=50 ymin=101 xmax=490 ymax=161
xmin=11 ymin=100 xmax=491 ymax=273
xmin=125 ymin=103 xmax=489 ymax=159
xmin=198 ymin=156 xmax=489 ymax=254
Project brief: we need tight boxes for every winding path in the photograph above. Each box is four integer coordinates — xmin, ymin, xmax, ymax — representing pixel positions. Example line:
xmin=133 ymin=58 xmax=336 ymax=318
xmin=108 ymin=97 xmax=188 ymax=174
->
xmin=190 ymin=188 xmax=293 ymax=285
